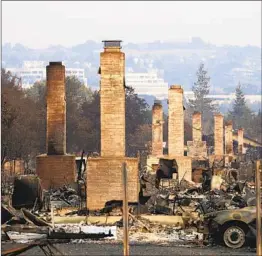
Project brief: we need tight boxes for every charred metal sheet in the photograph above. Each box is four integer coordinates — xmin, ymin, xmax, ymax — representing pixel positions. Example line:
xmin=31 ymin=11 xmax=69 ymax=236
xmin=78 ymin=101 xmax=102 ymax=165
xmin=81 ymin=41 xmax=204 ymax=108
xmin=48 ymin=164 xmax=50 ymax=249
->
xmin=12 ymin=175 xmax=42 ymax=210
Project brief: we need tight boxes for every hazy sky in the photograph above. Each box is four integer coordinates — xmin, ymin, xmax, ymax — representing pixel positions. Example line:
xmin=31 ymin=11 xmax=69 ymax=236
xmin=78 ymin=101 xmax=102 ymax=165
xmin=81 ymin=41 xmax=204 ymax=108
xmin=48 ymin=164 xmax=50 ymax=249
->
xmin=2 ymin=1 xmax=261 ymax=49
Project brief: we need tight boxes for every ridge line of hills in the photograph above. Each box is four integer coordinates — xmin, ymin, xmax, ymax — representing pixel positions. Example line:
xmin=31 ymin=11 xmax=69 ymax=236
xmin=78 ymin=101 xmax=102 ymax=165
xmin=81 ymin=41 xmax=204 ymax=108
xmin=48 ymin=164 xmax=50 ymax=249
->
xmin=2 ymin=38 xmax=261 ymax=95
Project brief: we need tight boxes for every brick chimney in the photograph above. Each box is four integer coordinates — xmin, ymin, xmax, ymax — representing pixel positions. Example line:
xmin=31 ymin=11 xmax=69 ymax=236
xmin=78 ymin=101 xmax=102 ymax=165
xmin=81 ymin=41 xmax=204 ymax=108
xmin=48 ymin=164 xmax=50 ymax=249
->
xmin=152 ymin=101 xmax=164 ymax=156
xmin=168 ymin=85 xmax=184 ymax=156
xmin=192 ymin=112 xmax=202 ymax=142
xmin=100 ymin=40 xmax=125 ymax=157
xmin=214 ymin=113 xmax=224 ymax=155
xmin=46 ymin=62 xmax=66 ymax=155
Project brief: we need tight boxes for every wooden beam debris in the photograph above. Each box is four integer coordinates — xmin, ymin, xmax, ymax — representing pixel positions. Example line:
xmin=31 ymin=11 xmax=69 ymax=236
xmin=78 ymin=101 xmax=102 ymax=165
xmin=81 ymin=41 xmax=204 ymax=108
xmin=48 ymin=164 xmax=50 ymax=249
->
xmin=122 ymin=162 xmax=129 ymax=256
xmin=256 ymin=160 xmax=262 ymax=256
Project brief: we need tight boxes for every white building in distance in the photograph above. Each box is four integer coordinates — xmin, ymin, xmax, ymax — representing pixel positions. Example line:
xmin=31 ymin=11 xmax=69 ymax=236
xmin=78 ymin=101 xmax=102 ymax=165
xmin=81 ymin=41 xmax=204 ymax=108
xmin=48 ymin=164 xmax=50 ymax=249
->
xmin=6 ymin=61 xmax=88 ymax=88
xmin=125 ymin=72 xmax=168 ymax=100
xmin=184 ymin=91 xmax=261 ymax=105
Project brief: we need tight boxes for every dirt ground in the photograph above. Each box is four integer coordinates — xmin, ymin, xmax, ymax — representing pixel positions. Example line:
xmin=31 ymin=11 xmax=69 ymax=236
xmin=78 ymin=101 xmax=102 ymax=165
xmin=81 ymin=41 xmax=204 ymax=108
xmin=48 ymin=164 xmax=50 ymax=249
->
xmin=1 ymin=241 xmax=256 ymax=256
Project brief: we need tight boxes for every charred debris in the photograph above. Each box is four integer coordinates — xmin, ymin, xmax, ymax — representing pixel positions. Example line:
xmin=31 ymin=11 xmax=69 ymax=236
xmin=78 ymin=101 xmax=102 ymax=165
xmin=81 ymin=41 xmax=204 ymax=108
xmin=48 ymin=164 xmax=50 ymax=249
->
xmin=1 ymin=150 xmax=260 ymax=251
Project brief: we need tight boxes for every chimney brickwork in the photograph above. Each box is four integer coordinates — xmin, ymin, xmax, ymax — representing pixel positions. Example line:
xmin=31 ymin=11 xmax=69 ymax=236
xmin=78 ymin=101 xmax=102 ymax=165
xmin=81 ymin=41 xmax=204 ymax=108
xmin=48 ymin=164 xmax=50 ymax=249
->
xmin=152 ymin=102 xmax=164 ymax=156
xmin=46 ymin=62 xmax=66 ymax=155
xmin=225 ymin=121 xmax=233 ymax=155
xmin=238 ymin=128 xmax=244 ymax=154
xmin=100 ymin=45 xmax=125 ymax=157
xmin=36 ymin=62 xmax=76 ymax=190
xmin=187 ymin=112 xmax=207 ymax=158
xmin=192 ymin=112 xmax=202 ymax=142
xmin=214 ymin=113 xmax=224 ymax=156
xmin=87 ymin=41 xmax=139 ymax=210
xmin=167 ymin=85 xmax=192 ymax=181
xmin=168 ymin=85 xmax=184 ymax=156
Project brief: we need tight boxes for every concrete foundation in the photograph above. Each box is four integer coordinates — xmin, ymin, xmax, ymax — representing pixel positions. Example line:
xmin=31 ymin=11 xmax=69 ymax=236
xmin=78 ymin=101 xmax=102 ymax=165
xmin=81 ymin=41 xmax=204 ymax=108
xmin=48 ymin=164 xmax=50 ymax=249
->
xmin=86 ymin=157 xmax=139 ymax=210
xmin=53 ymin=215 xmax=184 ymax=226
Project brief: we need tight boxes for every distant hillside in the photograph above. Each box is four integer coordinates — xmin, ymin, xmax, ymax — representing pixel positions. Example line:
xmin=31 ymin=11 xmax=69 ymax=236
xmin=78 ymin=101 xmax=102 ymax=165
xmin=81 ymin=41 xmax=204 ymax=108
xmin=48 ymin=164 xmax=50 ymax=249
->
xmin=2 ymin=38 xmax=261 ymax=94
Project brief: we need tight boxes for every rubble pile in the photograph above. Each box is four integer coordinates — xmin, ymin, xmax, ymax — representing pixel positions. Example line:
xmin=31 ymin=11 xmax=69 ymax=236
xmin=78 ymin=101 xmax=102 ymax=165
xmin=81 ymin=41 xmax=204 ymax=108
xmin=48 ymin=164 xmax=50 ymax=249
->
xmin=140 ymin=160 xmax=257 ymax=217
xmin=43 ymin=185 xmax=81 ymax=209
xmin=1 ymin=156 xmax=260 ymax=252
xmin=116 ymin=214 xmax=203 ymax=244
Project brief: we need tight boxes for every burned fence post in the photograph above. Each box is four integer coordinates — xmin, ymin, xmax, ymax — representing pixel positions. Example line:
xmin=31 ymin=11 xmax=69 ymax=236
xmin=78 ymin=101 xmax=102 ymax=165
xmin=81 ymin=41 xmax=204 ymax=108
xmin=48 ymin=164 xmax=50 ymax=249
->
xmin=256 ymin=160 xmax=262 ymax=256
xmin=122 ymin=162 xmax=129 ymax=256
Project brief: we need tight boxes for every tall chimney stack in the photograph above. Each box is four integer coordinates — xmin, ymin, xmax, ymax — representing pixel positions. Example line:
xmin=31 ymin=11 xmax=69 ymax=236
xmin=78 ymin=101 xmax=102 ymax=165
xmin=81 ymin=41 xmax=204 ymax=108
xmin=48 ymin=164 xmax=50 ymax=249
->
xmin=100 ymin=40 xmax=125 ymax=157
xmin=214 ymin=113 xmax=224 ymax=155
xmin=238 ymin=128 xmax=244 ymax=154
xmin=36 ymin=62 xmax=76 ymax=190
xmin=46 ymin=62 xmax=66 ymax=155
xmin=152 ymin=100 xmax=163 ymax=156
xmin=168 ymin=85 xmax=184 ymax=156
xmin=225 ymin=121 xmax=233 ymax=155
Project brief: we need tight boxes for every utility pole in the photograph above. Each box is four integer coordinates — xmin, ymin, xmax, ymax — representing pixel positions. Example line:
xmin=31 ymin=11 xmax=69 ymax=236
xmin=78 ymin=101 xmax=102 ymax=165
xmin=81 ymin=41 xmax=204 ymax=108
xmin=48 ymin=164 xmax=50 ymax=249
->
xmin=122 ymin=162 xmax=129 ymax=256
xmin=256 ymin=160 xmax=261 ymax=256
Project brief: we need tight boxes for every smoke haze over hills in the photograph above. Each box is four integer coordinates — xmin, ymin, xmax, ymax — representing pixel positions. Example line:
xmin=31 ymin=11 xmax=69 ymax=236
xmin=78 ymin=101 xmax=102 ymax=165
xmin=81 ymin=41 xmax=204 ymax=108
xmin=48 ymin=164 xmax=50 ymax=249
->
xmin=2 ymin=39 xmax=261 ymax=96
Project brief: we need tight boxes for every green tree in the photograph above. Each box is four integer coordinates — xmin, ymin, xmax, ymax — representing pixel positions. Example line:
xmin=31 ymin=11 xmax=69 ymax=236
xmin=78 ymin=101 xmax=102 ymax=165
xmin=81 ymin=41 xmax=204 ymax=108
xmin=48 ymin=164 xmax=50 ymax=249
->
xmin=228 ymin=82 xmax=254 ymax=136
xmin=188 ymin=63 xmax=217 ymax=135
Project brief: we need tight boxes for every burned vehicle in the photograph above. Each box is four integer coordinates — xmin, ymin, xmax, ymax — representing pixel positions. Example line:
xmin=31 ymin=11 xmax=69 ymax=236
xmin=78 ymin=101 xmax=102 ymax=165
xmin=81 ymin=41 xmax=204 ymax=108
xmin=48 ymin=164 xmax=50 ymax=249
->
xmin=198 ymin=206 xmax=259 ymax=249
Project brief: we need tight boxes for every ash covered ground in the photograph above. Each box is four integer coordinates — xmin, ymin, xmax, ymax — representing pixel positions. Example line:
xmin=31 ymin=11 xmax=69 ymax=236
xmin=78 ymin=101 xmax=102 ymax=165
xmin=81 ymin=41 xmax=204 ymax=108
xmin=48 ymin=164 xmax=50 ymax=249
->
xmin=1 ymin=240 xmax=256 ymax=256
